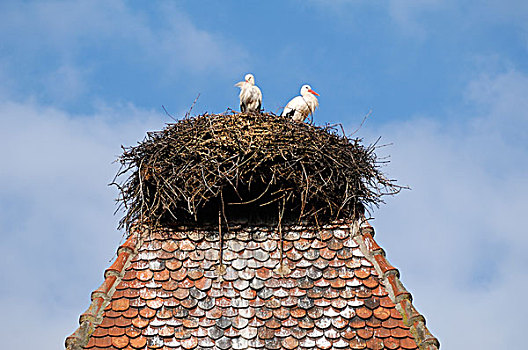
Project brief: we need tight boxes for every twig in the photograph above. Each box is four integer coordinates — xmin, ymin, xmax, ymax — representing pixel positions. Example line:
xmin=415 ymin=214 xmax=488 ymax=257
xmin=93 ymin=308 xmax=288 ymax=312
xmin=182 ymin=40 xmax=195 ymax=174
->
xmin=161 ymin=105 xmax=177 ymax=122
xmin=185 ymin=93 xmax=201 ymax=119
xmin=349 ymin=109 xmax=372 ymax=136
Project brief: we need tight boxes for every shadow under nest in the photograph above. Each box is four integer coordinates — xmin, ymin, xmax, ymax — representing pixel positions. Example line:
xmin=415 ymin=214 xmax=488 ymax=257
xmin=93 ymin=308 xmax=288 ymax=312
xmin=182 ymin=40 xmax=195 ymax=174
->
xmin=113 ymin=112 xmax=401 ymax=230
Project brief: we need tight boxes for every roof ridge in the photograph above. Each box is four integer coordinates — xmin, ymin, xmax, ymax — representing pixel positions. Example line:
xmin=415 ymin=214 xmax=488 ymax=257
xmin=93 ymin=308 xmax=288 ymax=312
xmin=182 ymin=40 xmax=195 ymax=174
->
xmin=65 ymin=226 xmax=146 ymax=350
xmin=352 ymin=217 xmax=440 ymax=350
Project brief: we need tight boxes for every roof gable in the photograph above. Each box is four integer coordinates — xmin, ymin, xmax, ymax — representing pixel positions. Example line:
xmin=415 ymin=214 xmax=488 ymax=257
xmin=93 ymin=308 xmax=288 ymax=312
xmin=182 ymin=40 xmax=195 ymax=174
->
xmin=66 ymin=220 xmax=439 ymax=349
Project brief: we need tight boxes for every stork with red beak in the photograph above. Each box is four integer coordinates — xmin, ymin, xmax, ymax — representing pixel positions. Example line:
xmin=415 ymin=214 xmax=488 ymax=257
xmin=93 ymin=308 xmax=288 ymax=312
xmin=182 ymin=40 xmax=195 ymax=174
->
xmin=235 ymin=73 xmax=262 ymax=113
xmin=281 ymin=84 xmax=320 ymax=122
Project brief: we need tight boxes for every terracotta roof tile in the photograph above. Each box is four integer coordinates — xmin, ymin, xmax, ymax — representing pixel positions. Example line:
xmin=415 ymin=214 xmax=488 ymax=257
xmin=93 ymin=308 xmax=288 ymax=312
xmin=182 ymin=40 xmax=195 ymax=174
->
xmin=66 ymin=220 xmax=439 ymax=350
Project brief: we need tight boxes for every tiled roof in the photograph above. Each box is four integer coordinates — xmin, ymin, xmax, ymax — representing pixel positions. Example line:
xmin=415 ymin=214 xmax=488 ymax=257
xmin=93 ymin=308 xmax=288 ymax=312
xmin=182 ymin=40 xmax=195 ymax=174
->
xmin=66 ymin=220 xmax=439 ymax=349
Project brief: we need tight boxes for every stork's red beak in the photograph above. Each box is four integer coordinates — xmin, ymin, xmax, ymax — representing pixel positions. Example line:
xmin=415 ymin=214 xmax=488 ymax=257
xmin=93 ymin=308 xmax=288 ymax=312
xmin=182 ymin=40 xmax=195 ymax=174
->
xmin=308 ymin=89 xmax=320 ymax=96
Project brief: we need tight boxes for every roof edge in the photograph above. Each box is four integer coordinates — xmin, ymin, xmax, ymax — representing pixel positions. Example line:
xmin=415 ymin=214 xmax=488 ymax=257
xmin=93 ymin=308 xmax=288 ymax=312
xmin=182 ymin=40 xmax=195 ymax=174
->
xmin=64 ymin=225 xmax=147 ymax=350
xmin=351 ymin=217 xmax=440 ymax=350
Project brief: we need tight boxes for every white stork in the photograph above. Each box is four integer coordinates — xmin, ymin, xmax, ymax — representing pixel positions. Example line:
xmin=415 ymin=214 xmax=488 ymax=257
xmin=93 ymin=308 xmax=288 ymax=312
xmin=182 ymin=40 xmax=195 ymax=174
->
xmin=235 ymin=73 xmax=262 ymax=113
xmin=281 ymin=84 xmax=319 ymax=122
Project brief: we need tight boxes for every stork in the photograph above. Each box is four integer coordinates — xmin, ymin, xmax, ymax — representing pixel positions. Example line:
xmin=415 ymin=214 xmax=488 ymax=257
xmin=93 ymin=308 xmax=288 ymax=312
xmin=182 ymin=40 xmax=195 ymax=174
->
xmin=235 ymin=73 xmax=262 ymax=113
xmin=281 ymin=84 xmax=319 ymax=122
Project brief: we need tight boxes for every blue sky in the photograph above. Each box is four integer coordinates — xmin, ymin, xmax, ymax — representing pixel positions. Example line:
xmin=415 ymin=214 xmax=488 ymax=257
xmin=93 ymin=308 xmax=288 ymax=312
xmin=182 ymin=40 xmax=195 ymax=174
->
xmin=0 ymin=1 xmax=527 ymax=349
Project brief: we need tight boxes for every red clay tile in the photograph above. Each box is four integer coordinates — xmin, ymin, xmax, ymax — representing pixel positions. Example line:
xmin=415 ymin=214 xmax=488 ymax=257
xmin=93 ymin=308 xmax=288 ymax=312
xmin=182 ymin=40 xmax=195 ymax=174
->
xmin=273 ymin=307 xmax=290 ymax=320
xmin=356 ymin=287 xmax=372 ymax=298
xmin=178 ymin=327 xmax=196 ymax=340
xmin=265 ymin=318 xmax=282 ymax=329
xmin=182 ymin=318 xmax=199 ymax=328
xmin=320 ymin=247 xmax=337 ymax=260
xmin=136 ymin=270 xmax=153 ymax=282
xmin=114 ymin=316 xmax=131 ymax=328
xmin=374 ymin=327 xmax=391 ymax=338
xmin=382 ymin=317 xmax=401 ymax=329
xmin=170 ymin=268 xmax=187 ymax=281
xmin=108 ymin=326 xmax=125 ymax=337
xmin=258 ymin=327 xmax=275 ymax=340
xmin=330 ymin=278 xmax=346 ymax=288
xmin=132 ymin=317 xmax=149 ymax=329
xmin=187 ymin=268 xmax=204 ymax=280
xmin=153 ymin=269 xmax=170 ymax=281
xmin=384 ymin=337 xmax=400 ymax=349
xmin=366 ymin=337 xmax=384 ymax=350
xmin=146 ymin=298 xmax=163 ymax=309
xmin=373 ymin=306 xmax=391 ymax=320
xmin=320 ymin=230 xmax=333 ymax=241
xmin=282 ymin=336 xmax=299 ymax=349
xmin=126 ymin=327 xmax=142 ymax=338
xmin=290 ymin=308 xmax=306 ymax=318
xmin=181 ymin=298 xmax=198 ymax=309
xmin=165 ymin=259 xmax=182 ymax=270
xmin=256 ymin=267 xmax=272 ymax=279
xmin=91 ymin=327 xmax=108 ymax=338
xmin=123 ymin=288 xmax=140 ymax=299
xmin=327 ymin=238 xmax=344 ymax=251
xmin=139 ymin=288 xmax=156 ymax=300
xmin=129 ymin=335 xmax=147 ymax=348
xmin=356 ymin=306 xmax=373 ymax=319
xmin=331 ymin=298 xmax=347 ymax=309
xmin=173 ymin=288 xmax=190 ymax=300
xmin=99 ymin=315 xmax=115 ymax=328
xmin=179 ymin=240 xmax=195 ymax=251
xmin=298 ymin=317 xmax=315 ymax=329
xmin=349 ymin=336 xmax=367 ymax=349
xmin=355 ymin=268 xmax=370 ymax=279
xmin=349 ymin=317 xmax=366 ymax=329
xmin=391 ymin=326 xmax=410 ymax=338
xmin=363 ymin=276 xmax=379 ymax=289
xmin=342 ymin=328 xmax=357 ymax=339
xmin=138 ymin=307 xmax=156 ymax=319
xmin=332 ymin=316 xmax=348 ymax=329
xmin=366 ymin=316 xmax=382 ymax=328
xmin=400 ymin=337 xmax=418 ymax=349
xmin=94 ymin=337 xmax=112 ymax=348
xmin=379 ymin=297 xmax=395 ymax=308
xmin=357 ymin=327 xmax=374 ymax=339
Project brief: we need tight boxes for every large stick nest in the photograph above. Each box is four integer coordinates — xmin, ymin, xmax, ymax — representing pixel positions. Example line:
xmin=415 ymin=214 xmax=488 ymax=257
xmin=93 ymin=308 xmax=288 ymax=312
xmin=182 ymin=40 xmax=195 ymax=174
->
xmin=114 ymin=112 xmax=400 ymax=230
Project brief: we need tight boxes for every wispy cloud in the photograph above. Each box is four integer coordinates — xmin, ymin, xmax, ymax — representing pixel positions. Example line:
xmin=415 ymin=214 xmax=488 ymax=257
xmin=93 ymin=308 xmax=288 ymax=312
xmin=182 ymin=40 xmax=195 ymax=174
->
xmin=304 ymin=0 xmax=528 ymax=37
xmin=387 ymin=0 xmax=445 ymax=36
xmin=0 ymin=1 xmax=249 ymax=106
xmin=358 ymin=68 xmax=528 ymax=349
xmin=0 ymin=98 xmax=167 ymax=349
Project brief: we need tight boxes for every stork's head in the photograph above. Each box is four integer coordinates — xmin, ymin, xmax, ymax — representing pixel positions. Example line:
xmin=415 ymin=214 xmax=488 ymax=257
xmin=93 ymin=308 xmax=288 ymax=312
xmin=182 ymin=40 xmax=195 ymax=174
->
xmin=245 ymin=74 xmax=255 ymax=85
xmin=301 ymin=84 xmax=319 ymax=97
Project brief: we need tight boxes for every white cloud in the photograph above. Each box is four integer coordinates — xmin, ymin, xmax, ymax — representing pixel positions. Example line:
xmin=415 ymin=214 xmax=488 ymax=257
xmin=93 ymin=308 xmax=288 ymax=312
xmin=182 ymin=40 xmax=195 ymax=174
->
xmin=387 ymin=0 xmax=445 ymax=36
xmin=358 ymin=69 xmax=528 ymax=349
xmin=303 ymin=0 xmax=446 ymax=35
xmin=43 ymin=64 xmax=89 ymax=104
xmin=0 ymin=1 xmax=248 ymax=103
xmin=0 ymin=98 xmax=167 ymax=349
xmin=304 ymin=0 xmax=528 ymax=37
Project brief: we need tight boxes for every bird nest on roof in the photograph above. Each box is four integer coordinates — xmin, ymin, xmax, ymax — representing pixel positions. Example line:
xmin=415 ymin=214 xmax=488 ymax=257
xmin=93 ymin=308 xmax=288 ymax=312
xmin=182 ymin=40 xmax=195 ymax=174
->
xmin=113 ymin=112 xmax=401 ymax=230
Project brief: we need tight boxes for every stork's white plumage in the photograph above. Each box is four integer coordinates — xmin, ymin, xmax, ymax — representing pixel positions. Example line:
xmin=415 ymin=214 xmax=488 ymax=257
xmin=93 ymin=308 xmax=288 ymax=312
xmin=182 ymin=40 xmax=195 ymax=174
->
xmin=235 ymin=73 xmax=262 ymax=113
xmin=281 ymin=84 xmax=320 ymax=122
